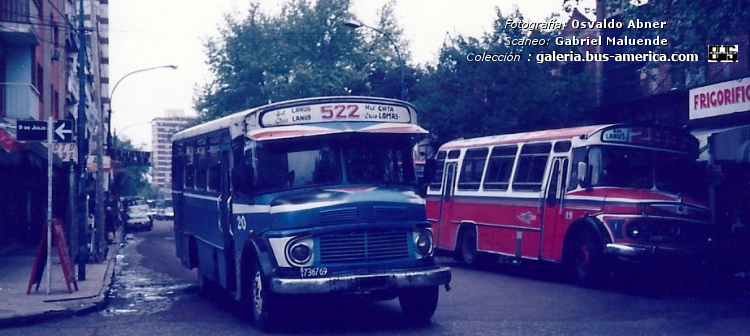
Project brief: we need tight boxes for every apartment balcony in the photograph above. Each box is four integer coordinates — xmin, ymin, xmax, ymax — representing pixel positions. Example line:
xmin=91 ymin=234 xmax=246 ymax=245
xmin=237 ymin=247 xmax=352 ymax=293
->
xmin=0 ymin=83 xmax=40 ymax=119
xmin=0 ymin=0 xmax=40 ymax=45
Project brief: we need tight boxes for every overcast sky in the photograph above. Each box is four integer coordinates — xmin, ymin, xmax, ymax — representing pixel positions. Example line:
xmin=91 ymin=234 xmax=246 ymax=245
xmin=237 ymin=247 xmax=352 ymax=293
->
xmin=108 ymin=0 xmax=577 ymax=150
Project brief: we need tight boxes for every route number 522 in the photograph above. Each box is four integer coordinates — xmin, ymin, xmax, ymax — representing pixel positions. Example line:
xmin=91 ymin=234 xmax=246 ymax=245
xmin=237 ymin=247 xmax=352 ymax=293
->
xmin=321 ymin=105 xmax=360 ymax=119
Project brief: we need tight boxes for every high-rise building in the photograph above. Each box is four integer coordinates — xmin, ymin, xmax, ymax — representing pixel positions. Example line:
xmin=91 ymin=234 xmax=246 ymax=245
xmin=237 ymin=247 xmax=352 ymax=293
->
xmin=151 ymin=112 xmax=194 ymax=192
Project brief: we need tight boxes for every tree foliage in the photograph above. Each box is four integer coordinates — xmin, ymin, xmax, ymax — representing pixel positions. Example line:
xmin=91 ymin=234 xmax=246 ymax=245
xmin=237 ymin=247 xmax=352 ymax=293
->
xmin=111 ymin=138 xmax=151 ymax=197
xmin=195 ymin=0 xmax=411 ymax=122
xmin=195 ymin=3 xmax=596 ymax=147
xmin=601 ymin=0 xmax=750 ymax=88
xmin=412 ymin=9 xmax=594 ymax=145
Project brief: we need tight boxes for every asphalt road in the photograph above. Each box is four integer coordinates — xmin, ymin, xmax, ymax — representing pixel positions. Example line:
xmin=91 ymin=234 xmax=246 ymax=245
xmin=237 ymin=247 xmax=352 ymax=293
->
xmin=2 ymin=219 xmax=750 ymax=335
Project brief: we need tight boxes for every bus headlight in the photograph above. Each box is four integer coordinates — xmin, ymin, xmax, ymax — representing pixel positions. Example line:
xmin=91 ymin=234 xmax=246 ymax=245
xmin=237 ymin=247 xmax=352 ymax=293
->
xmin=413 ymin=228 xmax=433 ymax=257
xmin=626 ymin=221 xmax=650 ymax=241
xmin=290 ymin=243 xmax=312 ymax=263
xmin=286 ymin=238 xmax=314 ymax=265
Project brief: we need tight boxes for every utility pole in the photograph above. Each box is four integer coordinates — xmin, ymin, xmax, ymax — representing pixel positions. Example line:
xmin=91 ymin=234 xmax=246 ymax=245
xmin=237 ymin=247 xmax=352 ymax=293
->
xmin=76 ymin=0 xmax=88 ymax=280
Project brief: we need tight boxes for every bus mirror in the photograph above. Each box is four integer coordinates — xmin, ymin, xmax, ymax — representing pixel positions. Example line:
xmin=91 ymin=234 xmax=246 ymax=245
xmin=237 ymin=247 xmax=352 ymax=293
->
xmin=577 ymin=162 xmax=588 ymax=186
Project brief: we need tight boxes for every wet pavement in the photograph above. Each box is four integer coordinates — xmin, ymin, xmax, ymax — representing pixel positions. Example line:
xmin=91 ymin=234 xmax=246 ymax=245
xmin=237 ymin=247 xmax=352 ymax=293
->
xmin=101 ymin=234 xmax=194 ymax=317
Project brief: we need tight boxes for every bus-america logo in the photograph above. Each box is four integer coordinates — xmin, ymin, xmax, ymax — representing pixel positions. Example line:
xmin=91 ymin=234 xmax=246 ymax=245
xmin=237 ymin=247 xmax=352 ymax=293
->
xmin=708 ymin=45 xmax=738 ymax=62
xmin=517 ymin=211 xmax=537 ymax=224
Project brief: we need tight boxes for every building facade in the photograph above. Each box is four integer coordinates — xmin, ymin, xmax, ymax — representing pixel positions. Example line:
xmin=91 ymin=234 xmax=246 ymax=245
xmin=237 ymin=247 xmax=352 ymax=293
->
xmin=151 ymin=110 xmax=194 ymax=193
xmin=0 ymin=0 xmax=109 ymax=251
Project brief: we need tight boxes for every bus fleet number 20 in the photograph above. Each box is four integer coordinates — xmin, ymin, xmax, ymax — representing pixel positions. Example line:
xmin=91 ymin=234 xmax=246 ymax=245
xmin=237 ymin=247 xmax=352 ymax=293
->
xmin=237 ymin=215 xmax=247 ymax=231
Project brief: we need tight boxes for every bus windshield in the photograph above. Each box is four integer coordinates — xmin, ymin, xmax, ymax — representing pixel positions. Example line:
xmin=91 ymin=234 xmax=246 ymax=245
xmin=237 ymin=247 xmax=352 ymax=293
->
xmin=343 ymin=137 xmax=416 ymax=186
xmin=587 ymin=145 xmax=699 ymax=195
xmin=251 ymin=135 xmax=416 ymax=193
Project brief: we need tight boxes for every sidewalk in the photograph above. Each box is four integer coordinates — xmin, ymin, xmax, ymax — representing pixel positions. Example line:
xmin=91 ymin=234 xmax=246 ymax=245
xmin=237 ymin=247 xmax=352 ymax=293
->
xmin=0 ymin=237 xmax=120 ymax=327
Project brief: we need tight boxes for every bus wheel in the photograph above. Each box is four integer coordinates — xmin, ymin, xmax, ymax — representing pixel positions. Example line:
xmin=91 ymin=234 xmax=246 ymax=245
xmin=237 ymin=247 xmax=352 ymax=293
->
xmin=571 ymin=229 xmax=604 ymax=286
xmin=457 ymin=226 xmax=478 ymax=265
xmin=250 ymin=260 xmax=277 ymax=331
xmin=398 ymin=286 xmax=439 ymax=325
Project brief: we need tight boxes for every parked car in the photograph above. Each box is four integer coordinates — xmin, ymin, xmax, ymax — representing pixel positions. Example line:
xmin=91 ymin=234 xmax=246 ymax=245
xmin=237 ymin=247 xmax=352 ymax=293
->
xmin=155 ymin=206 xmax=174 ymax=220
xmin=125 ymin=208 xmax=153 ymax=231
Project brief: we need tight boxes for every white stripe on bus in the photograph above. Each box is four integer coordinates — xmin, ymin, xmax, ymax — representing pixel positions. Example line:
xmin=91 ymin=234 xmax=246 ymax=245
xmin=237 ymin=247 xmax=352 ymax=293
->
xmin=269 ymin=201 xmax=347 ymax=214
xmin=232 ymin=204 xmax=271 ymax=214
xmin=184 ymin=192 xmax=219 ymax=202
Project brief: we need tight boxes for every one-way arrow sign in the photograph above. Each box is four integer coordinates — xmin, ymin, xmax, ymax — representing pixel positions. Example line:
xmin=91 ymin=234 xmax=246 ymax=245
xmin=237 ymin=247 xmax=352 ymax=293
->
xmin=54 ymin=120 xmax=73 ymax=142
xmin=17 ymin=119 xmax=73 ymax=142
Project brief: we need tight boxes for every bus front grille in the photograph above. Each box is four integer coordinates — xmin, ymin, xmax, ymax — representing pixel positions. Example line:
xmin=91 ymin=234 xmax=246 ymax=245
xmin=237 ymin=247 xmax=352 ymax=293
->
xmin=319 ymin=207 xmax=359 ymax=224
xmin=318 ymin=229 xmax=409 ymax=263
xmin=373 ymin=206 xmax=409 ymax=221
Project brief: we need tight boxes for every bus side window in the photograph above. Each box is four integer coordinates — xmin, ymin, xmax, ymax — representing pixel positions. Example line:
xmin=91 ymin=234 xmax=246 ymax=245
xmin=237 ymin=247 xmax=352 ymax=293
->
xmin=484 ymin=145 xmax=517 ymax=191
xmin=196 ymin=145 xmax=208 ymax=190
xmin=231 ymin=138 xmax=254 ymax=195
xmin=184 ymin=145 xmax=195 ymax=190
xmin=208 ymin=149 xmax=220 ymax=191
xmin=458 ymin=148 xmax=488 ymax=191
xmin=428 ymin=151 xmax=447 ymax=192
xmin=569 ymin=147 xmax=587 ymax=190
xmin=512 ymin=143 xmax=552 ymax=192
xmin=546 ymin=160 xmax=561 ymax=206
xmin=173 ymin=143 xmax=184 ymax=191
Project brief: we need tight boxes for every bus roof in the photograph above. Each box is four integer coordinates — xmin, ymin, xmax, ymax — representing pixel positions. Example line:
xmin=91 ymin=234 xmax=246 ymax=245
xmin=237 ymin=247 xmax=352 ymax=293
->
xmin=440 ymin=124 xmax=614 ymax=150
xmin=173 ymin=96 xmax=426 ymax=142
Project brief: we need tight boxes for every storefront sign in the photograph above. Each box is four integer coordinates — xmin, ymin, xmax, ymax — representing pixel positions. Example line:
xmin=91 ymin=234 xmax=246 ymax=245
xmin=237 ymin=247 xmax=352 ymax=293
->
xmin=52 ymin=142 xmax=78 ymax=162
xmin=86 ymin=155 xmax=112 ymax=172
xmin=690 ymin=76 xmax=750 ymax=120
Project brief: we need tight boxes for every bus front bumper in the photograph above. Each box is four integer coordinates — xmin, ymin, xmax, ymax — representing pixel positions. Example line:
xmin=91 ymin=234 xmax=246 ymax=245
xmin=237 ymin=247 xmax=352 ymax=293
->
xmin=605 ymin=243 xmax=713 ymax=267
xmin=270 ymin=266 xmax=451 ymax=294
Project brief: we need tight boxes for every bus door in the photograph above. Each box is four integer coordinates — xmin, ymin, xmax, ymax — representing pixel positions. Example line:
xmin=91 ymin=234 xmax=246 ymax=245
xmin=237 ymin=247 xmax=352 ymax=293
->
xmin=220 ymin=147 xmax=236 ymax=292
xmin=437 ymin=162 xmax=458 ymax=250
xmin=540 ymin=156 xmax=569 ymax=260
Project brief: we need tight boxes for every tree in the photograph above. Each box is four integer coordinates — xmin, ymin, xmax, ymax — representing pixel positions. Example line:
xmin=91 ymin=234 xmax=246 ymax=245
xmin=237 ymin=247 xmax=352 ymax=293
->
xmin=111 ymin=138 xmax=151 ymax=197
xmin=600 ymin=0 xmax=750 ymax=88
xmin=195 ymin=0 xmax=411 ymax=122
xmin=412 ymin=9 xmax=594 ymax=146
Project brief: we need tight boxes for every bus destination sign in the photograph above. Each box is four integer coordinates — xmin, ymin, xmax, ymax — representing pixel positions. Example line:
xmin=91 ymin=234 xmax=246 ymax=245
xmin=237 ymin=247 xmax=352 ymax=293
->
xmin=259 ymin=102 xmax=411 ymax=127
xmin=601 ymin=127 xmax=697 ymax=153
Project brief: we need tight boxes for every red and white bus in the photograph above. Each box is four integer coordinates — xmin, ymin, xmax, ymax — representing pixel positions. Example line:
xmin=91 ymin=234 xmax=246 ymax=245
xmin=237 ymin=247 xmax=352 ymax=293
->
xmin=426 ymin=124 xmax=714 ymax=284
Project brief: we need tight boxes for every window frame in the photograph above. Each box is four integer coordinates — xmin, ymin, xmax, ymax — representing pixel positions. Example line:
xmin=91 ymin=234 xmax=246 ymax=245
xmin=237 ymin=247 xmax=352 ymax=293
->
xmin=512 ymin=142 xmax=552 ymax=192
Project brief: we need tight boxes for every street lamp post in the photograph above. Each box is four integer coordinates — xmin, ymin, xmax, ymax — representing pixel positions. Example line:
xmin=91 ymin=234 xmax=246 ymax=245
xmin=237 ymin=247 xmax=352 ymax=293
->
xmin=343 ymin=20 xmax=405 ymax=101
xmin=113 ymin=121 xmax=153 ymax=149
xmin=108 ymin=65 xmax=178 ymax=152
xmin=91 ymin=65 xmax=177 ymax=261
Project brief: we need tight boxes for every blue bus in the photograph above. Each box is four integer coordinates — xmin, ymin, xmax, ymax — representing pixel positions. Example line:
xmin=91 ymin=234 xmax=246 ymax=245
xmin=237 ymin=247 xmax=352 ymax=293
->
xmin=172 ymin=96 xmax=451 ymax=329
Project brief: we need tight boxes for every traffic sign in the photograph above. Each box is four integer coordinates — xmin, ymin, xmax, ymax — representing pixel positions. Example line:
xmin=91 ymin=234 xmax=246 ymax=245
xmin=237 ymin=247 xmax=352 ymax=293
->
xmin=17 ymin=120 xmax=47 ymax=141
xmin=53 ymin=120 xmax=73 ymax=142
xmin=17 ymin=119 xmax=73 ymax=142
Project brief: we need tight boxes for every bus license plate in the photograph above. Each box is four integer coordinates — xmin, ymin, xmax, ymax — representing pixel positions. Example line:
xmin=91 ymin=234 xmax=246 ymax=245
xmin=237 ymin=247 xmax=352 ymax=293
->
xmin=300 ymin=267 xmax=328 ymax=278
